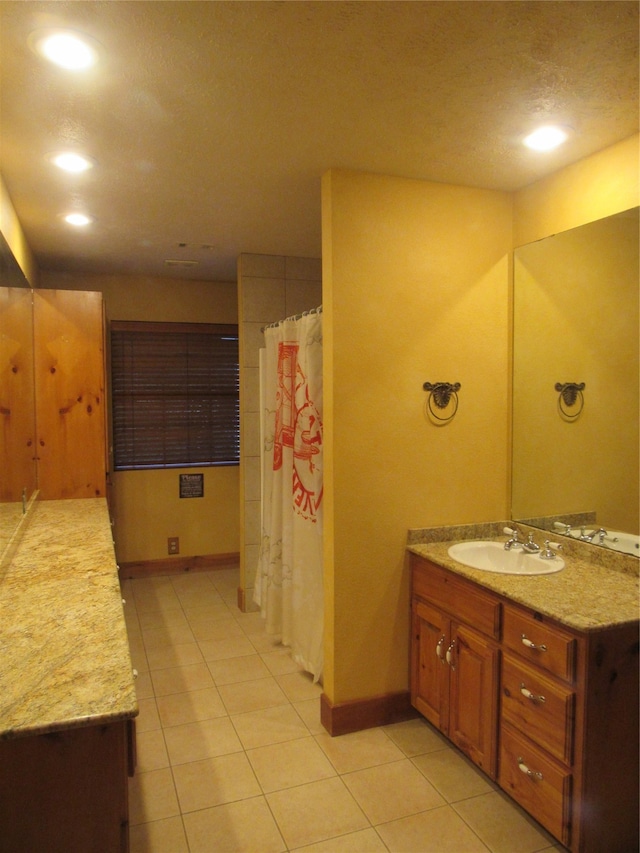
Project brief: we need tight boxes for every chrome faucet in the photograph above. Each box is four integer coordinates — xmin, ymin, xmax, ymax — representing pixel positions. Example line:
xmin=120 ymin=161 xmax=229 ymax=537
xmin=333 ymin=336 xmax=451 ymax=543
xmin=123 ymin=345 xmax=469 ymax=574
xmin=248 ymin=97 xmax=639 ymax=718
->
xmin=504 ymin=527 xmax=523 ymax=550
xmin=522 ymin=533 xmax=541 ymax=553
xmin=579 ymin=526 xmax=608 ymax=543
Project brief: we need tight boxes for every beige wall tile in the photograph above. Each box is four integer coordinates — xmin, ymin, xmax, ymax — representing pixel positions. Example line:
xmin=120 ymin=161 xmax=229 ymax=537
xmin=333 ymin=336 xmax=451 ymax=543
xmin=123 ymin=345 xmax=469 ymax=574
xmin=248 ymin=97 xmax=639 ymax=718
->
xmin=240 ymin=253 xmax=286 ymax=278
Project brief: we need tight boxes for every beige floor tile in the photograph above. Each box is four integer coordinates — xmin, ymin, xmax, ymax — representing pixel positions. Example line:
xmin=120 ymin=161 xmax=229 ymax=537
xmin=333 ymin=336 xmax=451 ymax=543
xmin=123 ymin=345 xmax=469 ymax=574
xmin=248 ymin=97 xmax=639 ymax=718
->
xmin=343 ymin=759 xmax=445 ymax=824
xmin=129 ymin=815 xmax=189 ymax=853
xmin=183 ymin=796 xmax=286 ymax=853
xmin=293 ymin=698 xmax=324 ymax=735
xmin=173 ymin=752 xmax=262 ymax=813
xmin=134 ymin=669 xmax=154 ymax=699
xmin=235 ymin=610 xmax=269 ymax=635
xmin=384 ymin=717 xmax=450 ymax=757
xmin=248 ymin=735 xmax=336 ymax=792
xmin=248 ymin=630 xmax=286 ymax=654
xmin=164 ymin=716 xmax=243 ymax=765
xmin=145 ymin=641 xmax=204 ymax=671
xmin=453 ymin=790 xmax=557 ymax=853
xmin=232 ymin=704 xmax=311 ymax=750
xmin=128 ymin=637 xmax=149 ymax=674
xmin=276 ymin=669 xmax=323 ymax=702
xmin=142 ymin=621 xmax=196 ymax=650
xmin=198 ymin=634 xmax=257 ymax=661
xmin=261 ymin=647 xmax=304 ymax=676
xmin=218 ymin=675 xmax=289 ymax=714
xmin=156 ymin=685 xmax=227 ymax=727
xmin=183 ymin=601 xmax=237 ymax=625
xmin=413 ymin=747 xmax=496 ymax=802
xmin=208 ymin=652 xmax=272 ymax=685
xmin=133 ymin=583 xmax=182 ymax=614
xmin=138 ymin=607 xmax=191 ymax=631
xmin=151 ymin=662 xmax=215 ymax=697
xmin=135 ymin=728 xmax=170 ymax=772
xmin=266 ymin=777 xmax=369 ymax=850
xmin=376 ymin=803 xmax=491 ymax=852
xmin=291 ymin=827 xmax=388 ymax=852
xmin=136 ymin=697 xmax=162 ymax=732
xmin=315 ymin=726 xmax=405 ymax=773
xmin=189 ymin=614 xmax=245 ymax=643
xmin=128 ymin=767 xmax=180 ymax=826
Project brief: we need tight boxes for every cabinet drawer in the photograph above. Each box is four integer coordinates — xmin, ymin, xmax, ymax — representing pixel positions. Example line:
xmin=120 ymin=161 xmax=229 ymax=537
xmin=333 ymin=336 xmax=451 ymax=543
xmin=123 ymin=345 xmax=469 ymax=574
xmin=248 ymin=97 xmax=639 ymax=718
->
xmin=499 ymin=724 xmax=572 ymax=847
xmin=412 ymin=558 xmax=500 ymax=639
xmin=503 ymin=607 xmax=577 ymax=683
xmin=501 ymin=654 xmax=575 ymax=765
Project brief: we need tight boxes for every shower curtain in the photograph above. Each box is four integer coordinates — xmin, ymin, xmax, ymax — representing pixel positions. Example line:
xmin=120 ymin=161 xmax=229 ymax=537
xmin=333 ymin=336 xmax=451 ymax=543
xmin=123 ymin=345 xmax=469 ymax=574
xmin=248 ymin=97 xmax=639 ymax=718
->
xmin=254 ymin=309 xmax=324 ymax=682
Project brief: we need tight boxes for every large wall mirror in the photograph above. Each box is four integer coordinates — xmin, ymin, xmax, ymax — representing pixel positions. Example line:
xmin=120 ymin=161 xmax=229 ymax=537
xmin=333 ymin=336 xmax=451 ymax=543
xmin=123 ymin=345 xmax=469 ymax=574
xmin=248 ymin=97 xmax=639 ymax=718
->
xmin=512 ymin=207 xmax=639 ymax=556
xmin=0 ymin=232 xmax=37 ymax=559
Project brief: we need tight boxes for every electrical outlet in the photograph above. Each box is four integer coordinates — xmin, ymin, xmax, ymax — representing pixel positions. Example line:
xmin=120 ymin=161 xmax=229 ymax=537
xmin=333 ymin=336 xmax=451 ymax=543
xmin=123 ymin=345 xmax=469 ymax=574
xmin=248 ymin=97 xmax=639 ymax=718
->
xmin=168 ymin=537 xmax=179 ymax=555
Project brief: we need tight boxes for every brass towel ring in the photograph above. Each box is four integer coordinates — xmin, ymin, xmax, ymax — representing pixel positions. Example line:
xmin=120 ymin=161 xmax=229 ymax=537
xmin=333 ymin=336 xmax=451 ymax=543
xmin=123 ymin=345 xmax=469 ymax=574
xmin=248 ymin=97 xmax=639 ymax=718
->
xmin=555 ymin=382 xmax=585 ymax=419
xmin=423 ymin=382 xmax=461 ymax=423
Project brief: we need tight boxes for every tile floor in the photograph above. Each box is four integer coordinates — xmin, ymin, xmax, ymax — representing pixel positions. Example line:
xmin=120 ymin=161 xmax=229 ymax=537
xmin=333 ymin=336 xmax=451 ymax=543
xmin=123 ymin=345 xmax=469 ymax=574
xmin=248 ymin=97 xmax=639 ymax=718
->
xmin=123 ymin=568 xmax=566 ymax=853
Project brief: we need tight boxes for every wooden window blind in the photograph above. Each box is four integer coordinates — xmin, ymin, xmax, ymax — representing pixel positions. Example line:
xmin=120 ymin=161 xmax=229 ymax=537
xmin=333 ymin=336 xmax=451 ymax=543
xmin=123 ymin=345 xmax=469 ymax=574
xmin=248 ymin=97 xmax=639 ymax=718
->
xmin=110 ymin=321 xmax=239 ymax=470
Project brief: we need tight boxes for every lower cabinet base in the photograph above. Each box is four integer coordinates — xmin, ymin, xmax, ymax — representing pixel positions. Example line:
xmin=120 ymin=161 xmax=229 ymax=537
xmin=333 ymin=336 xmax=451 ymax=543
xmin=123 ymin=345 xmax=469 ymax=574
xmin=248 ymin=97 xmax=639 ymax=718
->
xmin=0 ymin=721 xmax=131 ymax=853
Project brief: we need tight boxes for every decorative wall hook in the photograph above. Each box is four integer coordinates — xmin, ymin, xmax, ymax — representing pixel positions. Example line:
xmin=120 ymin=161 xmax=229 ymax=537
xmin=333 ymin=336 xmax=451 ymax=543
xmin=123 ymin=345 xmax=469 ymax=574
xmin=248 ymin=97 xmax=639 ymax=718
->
xmin=423 ymin=382 xmax=461 ymax=423
xmin=555 ymin=382 xmax=585 ymax=419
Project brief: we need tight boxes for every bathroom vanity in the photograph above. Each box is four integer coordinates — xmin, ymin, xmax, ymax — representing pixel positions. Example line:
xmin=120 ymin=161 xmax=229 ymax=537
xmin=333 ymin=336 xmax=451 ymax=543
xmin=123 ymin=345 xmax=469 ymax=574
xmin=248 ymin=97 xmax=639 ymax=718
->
xmin=0 ymin=499 xmax=138 ymax=853
xmin=409 ymin=529 xmax=639 ymax=853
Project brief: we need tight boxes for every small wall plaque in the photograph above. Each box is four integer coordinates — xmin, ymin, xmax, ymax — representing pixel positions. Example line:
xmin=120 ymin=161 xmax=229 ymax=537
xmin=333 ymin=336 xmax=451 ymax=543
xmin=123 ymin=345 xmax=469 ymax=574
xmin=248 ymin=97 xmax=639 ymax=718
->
xmin=180 ymin=473 xmax=204 ymax=498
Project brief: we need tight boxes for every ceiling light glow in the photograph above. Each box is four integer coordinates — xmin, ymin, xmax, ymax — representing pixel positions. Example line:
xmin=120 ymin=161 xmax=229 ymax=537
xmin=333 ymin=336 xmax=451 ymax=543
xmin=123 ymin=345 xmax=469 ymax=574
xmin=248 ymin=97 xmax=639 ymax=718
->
xmin=51 ymin=152 xmax=94 ymax=173
xmin=523 ymin=125 xmax=569 ymax=152
xmin=31 ymin=30 xmax=98 ymax=70
xmin=64 ymin=213 xmax=93 ymax=226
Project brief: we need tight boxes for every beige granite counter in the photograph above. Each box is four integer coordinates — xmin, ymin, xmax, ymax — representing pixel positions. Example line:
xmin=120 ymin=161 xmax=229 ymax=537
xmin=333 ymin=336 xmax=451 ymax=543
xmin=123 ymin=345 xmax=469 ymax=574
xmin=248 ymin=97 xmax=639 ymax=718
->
xmin=408 ymin=521 xmax=639 ymax=632
xmin=0 ymin=498 xmax=138 ymax=740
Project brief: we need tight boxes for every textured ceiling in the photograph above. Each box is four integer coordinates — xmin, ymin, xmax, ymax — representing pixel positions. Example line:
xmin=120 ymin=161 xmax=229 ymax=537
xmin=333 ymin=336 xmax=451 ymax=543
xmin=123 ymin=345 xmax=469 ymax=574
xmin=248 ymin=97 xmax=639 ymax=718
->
xmin=0 ymin=1 xmax=638 ymax=282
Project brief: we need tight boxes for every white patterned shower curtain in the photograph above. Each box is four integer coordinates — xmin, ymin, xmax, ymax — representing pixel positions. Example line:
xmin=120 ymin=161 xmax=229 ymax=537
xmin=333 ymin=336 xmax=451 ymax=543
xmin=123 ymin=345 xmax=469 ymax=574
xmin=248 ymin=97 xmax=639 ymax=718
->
xmin=254 ymin=309 xmax=324 ymax=683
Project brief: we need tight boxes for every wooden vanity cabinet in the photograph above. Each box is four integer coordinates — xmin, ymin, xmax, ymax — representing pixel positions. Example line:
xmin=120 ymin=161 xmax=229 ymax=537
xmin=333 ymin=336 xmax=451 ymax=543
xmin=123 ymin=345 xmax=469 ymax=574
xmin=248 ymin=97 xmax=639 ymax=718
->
xmin=410 ymin=553 xmax=639 ymax=853
xmin=411 ymin=557 xmax=500 ymax=778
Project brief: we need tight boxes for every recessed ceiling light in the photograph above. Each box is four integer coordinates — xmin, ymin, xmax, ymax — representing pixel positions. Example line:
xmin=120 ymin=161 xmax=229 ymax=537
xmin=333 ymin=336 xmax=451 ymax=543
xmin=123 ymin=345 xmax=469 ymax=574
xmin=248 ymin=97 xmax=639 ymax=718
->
xmin=30 ymin=29 xmax=99 ymax=70
xmin=64 ymin=213 xmax=93 ymax=227
xmin=49 ymin=151 xmax=95 ymax=173
xmin=523 ymin=125 xmax=570 ymax=152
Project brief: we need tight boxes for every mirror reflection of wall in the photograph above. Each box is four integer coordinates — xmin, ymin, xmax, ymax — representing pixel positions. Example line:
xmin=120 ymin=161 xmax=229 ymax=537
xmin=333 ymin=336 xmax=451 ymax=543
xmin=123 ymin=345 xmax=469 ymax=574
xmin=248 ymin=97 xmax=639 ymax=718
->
xmin=0 ymin=234 xmax=37 ymax=558
xmin=512 ymin=208 xmax=639 ymax=541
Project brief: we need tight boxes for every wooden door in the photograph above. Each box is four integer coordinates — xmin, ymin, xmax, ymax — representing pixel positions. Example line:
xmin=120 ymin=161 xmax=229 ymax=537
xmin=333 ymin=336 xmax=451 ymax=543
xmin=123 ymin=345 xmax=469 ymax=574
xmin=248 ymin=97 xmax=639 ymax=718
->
xmin=34 ymin=290 xmax=107 ymax=499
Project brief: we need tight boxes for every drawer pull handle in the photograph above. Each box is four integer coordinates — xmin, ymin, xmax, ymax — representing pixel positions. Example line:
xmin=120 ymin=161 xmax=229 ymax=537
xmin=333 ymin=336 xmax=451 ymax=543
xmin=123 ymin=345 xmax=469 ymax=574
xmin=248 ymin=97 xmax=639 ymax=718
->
xmin=517 ymin=757 xmax=543 ymax=781
xmin=435 ymin=635 xmax=446 ymax=663
xmin=521 ymin=634 xmax=547 ymax=652
xmin=520 ymin=683 xmax=546 ymax=704
xmin=446 ymin=640 xmax=456 ymax=670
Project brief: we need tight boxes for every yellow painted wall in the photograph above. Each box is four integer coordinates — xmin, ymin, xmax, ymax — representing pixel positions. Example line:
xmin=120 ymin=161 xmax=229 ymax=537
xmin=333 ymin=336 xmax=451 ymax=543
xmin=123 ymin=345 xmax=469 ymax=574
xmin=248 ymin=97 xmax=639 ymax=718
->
xmin=0 ymin=174 xmax=38 ymax=286
xmin=40 ymin=271 xmax=240 ymax=563
xmin=322 ymin=170 xmax=513 ymax=703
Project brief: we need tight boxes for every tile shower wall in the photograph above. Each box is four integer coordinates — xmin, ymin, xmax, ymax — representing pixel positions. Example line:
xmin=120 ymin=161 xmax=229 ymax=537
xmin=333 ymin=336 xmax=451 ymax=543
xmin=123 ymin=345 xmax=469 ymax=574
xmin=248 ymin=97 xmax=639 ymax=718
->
xmin=238 ymin=253 xmax=322 ymax=609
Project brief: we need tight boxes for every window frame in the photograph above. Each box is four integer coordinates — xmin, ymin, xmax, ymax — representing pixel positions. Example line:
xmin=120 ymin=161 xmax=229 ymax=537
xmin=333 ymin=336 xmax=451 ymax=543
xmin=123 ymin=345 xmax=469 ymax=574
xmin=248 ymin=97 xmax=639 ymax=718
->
xmin=110 ymin=320 xmax=239 ymax=472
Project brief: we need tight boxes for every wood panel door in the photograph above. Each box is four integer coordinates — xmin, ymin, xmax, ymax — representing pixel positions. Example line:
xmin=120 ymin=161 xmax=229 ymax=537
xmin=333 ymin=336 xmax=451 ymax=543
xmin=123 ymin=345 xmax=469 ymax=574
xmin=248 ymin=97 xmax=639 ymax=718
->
xmin=412 ymin=599 xmax=450 ymax=734
xmin=34 ymin=290 xmax=107 ymax=499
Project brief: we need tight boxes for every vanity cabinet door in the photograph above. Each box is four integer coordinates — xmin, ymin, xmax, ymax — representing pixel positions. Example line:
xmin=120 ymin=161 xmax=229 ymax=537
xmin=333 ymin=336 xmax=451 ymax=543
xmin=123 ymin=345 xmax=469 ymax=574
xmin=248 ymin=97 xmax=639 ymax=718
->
xmin=411 ymin=555 xmax=500 ymax=778
xmin=412 ymin=599 xmax=450 ymax=734
xmin=449 ymin=621 xmax=499 ymax=777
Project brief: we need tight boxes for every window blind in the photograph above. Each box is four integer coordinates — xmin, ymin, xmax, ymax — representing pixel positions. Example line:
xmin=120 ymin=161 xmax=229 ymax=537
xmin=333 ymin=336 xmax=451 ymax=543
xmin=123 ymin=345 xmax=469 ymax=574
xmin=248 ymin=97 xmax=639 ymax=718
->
xmin=111 ymin=321 xmax=239 ymax=470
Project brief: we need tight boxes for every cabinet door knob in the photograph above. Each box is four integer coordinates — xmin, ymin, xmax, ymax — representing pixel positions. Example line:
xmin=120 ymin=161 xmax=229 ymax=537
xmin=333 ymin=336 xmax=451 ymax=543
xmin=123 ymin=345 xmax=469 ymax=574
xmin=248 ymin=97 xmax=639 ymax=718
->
xmin=521 ymin=634 xmax=547 ymax=652
xmin=446 ymin=640 xmax=456 ymax=670
xmin=435 ymin=635 xmax=446 ymax=663
xmin=520 ymin=683 xmax=546 ymax=703
xmin=517 ymin=757 xmax=543 ymax=781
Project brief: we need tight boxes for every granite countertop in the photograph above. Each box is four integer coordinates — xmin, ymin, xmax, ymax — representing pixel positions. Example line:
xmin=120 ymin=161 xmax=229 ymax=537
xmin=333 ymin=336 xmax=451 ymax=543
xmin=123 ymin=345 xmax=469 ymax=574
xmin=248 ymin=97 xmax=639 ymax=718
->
xmin=408 ymin=522 xmax=639 ymax=632
xmin=0 ymin=499 xmax=138 ymax=740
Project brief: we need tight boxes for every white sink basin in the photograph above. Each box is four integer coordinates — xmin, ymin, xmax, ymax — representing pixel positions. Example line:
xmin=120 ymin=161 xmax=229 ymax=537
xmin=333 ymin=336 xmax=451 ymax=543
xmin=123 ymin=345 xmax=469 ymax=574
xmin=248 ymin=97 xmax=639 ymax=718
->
xmin=448 ymin=541 xmax=564 ymax=575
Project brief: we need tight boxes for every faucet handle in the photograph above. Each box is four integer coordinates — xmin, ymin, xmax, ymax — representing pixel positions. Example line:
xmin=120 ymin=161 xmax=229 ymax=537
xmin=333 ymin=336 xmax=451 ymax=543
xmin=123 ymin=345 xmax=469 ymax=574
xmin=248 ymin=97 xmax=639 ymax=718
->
xmin=540 ymin=539 xmax=563 ymax=560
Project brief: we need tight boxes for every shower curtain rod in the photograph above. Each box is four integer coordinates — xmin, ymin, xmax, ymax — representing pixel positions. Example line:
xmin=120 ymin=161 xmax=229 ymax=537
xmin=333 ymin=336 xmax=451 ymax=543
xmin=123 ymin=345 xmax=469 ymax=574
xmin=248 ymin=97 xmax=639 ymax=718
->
xmin=261 ymin=305 xmax=322 ymax=333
